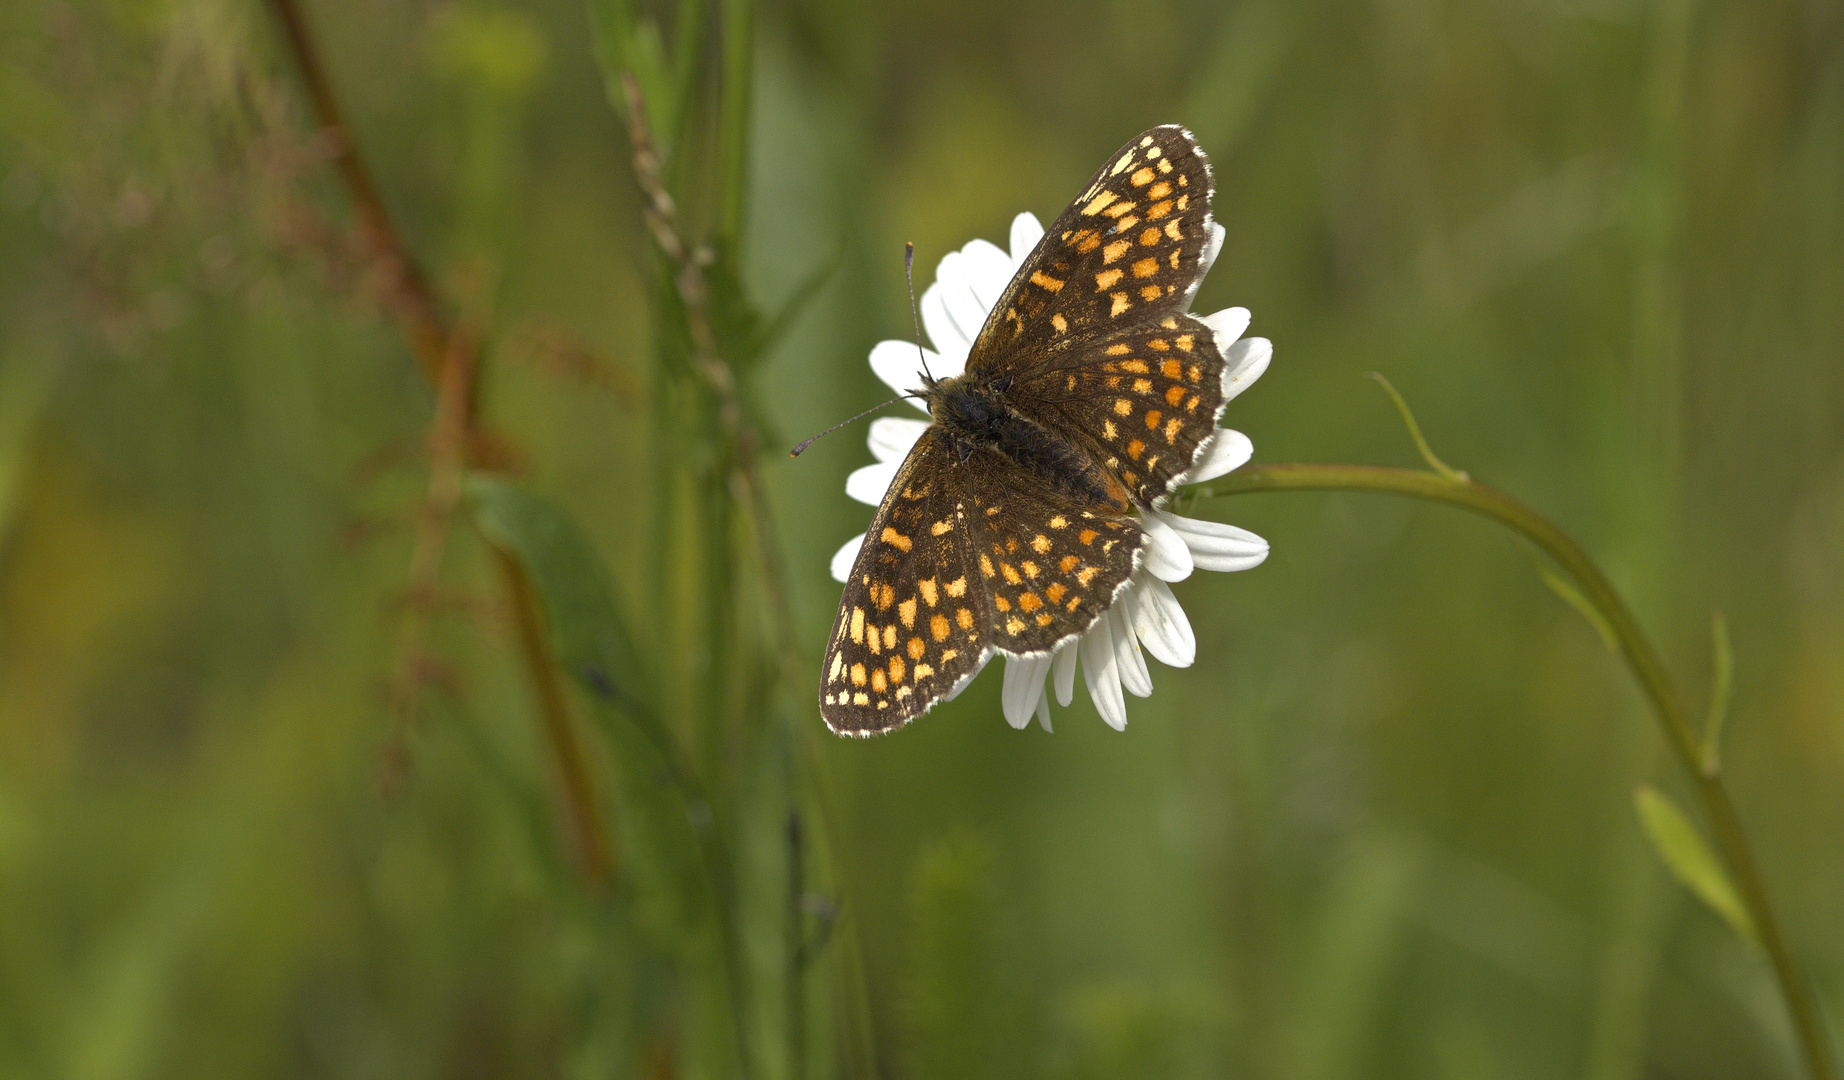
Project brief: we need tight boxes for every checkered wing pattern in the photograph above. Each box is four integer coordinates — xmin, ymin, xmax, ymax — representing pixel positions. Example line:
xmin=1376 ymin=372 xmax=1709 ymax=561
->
xmin=960 ymin=471 xmax=1143 ymax=654
xmin=1012 ymin=313 xmax=1229 ymax=506
xmin=822 ymin=428 xmax=989 ymax=735
xmin=821 ymin=125 xmax=1227 ymax=736
xmin=967 ymin=126 xmax=1216 ymax=373
xmin=821 ymin=428 xmax=1143 ymax=736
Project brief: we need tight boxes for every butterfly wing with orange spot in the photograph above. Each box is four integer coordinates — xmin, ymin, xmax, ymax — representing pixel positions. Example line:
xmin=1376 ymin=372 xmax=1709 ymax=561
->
xmin=958 ymin=462 xmax=1143 ymax=656
xmin=965 ymin=125 xmax=1217 ymax=373
xmin=821 ymin=427 xmax=991 ymax=736
xmin=820 ymin=427 xmax=1145 ymax=734
xmin=1010 ymin=315 xmax=1229 ymax=508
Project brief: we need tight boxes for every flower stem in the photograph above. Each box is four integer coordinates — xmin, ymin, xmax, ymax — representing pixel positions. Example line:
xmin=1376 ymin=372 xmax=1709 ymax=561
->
xmin=1200 ymin=462 xmax=1836 ymax=1080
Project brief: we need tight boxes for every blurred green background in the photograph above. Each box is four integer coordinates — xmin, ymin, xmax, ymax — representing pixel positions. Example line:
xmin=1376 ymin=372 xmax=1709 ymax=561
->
xmin=2 ymin=0 xmax=1842 ymax=1076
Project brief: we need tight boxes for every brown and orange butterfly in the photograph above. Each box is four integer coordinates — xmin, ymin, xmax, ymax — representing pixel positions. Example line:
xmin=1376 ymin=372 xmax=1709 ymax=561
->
xmin=821 ymin=126 xmax=1230 ymax=736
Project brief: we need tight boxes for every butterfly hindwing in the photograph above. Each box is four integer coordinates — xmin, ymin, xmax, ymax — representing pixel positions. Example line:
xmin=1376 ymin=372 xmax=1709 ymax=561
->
xmin=961 ymin=457 xmax=1144 ymax=655
xmin=1010 ymin=313 xmax=1229 ymax=507
xmin=967 ymin=126 xmax=1216 ymax=371
xmin=820 ymin=429 xmax=1147 ymax=735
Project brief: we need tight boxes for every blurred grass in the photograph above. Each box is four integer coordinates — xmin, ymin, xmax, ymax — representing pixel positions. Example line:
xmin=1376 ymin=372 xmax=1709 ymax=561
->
xmin=1 ymin=0 xmax=1842 ymax=1076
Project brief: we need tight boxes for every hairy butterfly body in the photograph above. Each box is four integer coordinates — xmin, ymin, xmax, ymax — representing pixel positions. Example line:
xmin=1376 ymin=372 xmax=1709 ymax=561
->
xmin=822 ymin=125 xmax=1229 ymax=735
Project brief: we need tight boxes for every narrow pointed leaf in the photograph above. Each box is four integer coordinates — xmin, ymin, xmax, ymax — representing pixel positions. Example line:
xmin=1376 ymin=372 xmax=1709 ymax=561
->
xmin=1539 ymin=566 xmax=1619 ymax=654
xmin=703 ymin=242 xmax=765 ymax=369
xmin=586 ymin=0 xmax=673 ymax=145
xmin=745 ymin=244 xmax=842 ymax=365
xmin=469 ymin=478 xmax=709 ymax=932
xmin=1634 ymin=786 xmax=1757 ymax=947
xmin=469 ymin=477 xmax=650 ymax=709
xmin=1703 ymin=610 xmax=1733 ymax=774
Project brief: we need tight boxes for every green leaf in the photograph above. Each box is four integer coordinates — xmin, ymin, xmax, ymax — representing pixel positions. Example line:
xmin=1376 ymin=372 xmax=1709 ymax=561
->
xmin=468 ymin=477 xmax=651 ymax=714
xmin=748 ymin=244 xmax=842 ymax=365
xmin=1537 ymin=566 xmax=1619 ymax=654
xmin=1365 ymin=372 xmax=1466 ymax=482
xmin=585 ymin=0 xmax=672 ymax=147
xmin=469 ymin=478 xmax=712 ymax=937
xmin=702 ymin=241 xmax=765 ymax=368
xmin=1634 ymin=786 xmax=1757 ymax=947
xmin=584 ymin=0 xmax=633 ymax=108
xmin=715 ymin=0 xmax=754 ymax=248
xmin=1703 ymin=610 xmax=1733 ymax=774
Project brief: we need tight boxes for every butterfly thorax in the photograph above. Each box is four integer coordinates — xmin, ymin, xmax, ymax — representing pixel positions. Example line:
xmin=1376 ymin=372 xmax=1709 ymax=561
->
xmin=925 ymin=372 xmax=1130 ymax=512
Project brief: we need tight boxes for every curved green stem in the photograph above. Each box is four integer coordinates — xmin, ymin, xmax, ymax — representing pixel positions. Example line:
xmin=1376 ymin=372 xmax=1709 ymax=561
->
xmin=1200 ymin=463 xmax=1835 ymax=1080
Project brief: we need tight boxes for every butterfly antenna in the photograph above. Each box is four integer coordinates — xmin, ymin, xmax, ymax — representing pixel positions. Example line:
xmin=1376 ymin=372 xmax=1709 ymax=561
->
xmin=905 ymin=241 xmax=936 ymax=384
xmin=789 ymin=394 xmax=923 ymax=458
xmin=789 ymin=241 xmax=939 ymax=458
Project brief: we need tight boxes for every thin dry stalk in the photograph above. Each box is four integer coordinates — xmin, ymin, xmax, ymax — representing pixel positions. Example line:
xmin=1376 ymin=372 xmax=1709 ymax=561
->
xmin=618 ymin=72 xmax=801 ymax=674
xmin=266 ymin=0 xmax=614 ymax=888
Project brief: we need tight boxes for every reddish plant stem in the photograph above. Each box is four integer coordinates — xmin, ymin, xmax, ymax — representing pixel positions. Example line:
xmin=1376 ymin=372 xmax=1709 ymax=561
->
xmin=494 ymin=546 xmax=615 ymax=886
xmin=267 ymin=0 xmax=614 ymax=887
xmin=267 ymin=0 xmax=445 ymax=383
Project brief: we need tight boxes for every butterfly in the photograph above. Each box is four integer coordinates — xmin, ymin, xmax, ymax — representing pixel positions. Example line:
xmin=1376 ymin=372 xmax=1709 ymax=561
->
xmin=821 ymin=125 xmax=1229 ymax=736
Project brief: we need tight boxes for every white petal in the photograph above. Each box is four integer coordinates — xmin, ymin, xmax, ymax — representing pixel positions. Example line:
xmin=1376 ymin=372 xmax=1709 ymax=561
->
xmin=933 ymin=250 xmax=991 ymax=347
xmin=1130 ymin=576 xmax=1196 ymax=668
xmin=1183 ymin=222 xmax=1227 ymax=309
xmin=1111 ymin=604 xmax=1154 ymax=697
xmin=1035 ymin=690 xmax=1053 ymax=733
xmin=1009 ymin=212 xmax=1044 ymax=267
xmin=1002 ymin=653 xmax=1051 ymax=730
xmin=942 ymin=651 xmax=990 ymax=701
xmin=1079 ymin=615 xmax=1128 ymax=731
xmin=1052 ymin=641 xmax=1079 ymax=706
xmin=919 ymin=285 xmax=970 ymax=372
xmin=960 ymin=238 xmax=1013 ymax=312
xmin=1182 ymin=428 xmax=1253 ymax=484
xmin=845 ymin=461 xmax=899 ymax=505
xmin=1157 ymin=510 xmax=1269 ymax=572
xmin=1221 ymin=336 xmax=1271 ymax=403
xmin=866 ymin=340 xmax=938 ymax=412
xmin=1199 ymin=306 xmax=1250 ymax=348
xmin=868 ymin=417 xmax=929 ymax=463
xmin=830 ymin=533 xmax=863 ymax=583
xmin=1138 ymin=512 xmax=1195 ymax=582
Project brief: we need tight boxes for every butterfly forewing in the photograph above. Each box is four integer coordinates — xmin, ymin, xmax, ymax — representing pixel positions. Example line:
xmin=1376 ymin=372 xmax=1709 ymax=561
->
xmin=967 ymin=126 xmax=1216 ymax=370
xmin=821 ymin=428 xmax=991 ymax=736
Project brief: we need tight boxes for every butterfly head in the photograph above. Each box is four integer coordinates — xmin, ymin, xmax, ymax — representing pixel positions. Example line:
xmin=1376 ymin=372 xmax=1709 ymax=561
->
xmin=922 ymin=371 xmax=1007 ymax=435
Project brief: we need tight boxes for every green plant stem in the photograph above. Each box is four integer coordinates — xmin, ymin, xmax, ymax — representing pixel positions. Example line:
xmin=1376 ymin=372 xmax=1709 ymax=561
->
xmin=1200 ymin=463 xmax=1836 ymax=1080
xmin=716 ymin=0 xmax=753 ymax=249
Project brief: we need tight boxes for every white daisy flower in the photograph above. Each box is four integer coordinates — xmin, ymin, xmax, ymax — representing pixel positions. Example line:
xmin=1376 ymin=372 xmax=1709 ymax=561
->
xmin=828 ymin=211 xmax=1272 ymax=731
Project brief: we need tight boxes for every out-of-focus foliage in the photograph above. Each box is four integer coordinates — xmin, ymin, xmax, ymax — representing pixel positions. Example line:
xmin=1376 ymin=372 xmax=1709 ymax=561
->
xmin=0 ymin=0 xmax=1841 ymax=1077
